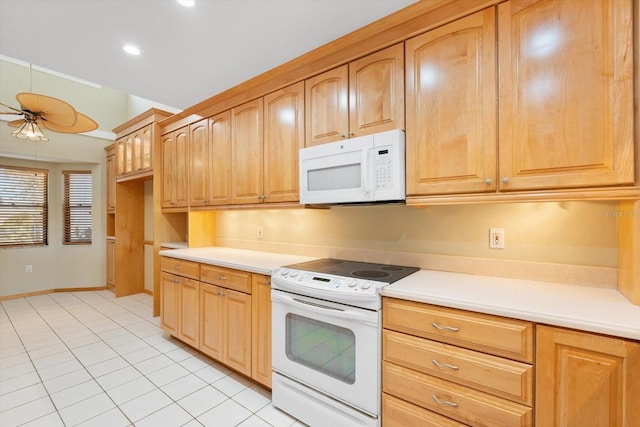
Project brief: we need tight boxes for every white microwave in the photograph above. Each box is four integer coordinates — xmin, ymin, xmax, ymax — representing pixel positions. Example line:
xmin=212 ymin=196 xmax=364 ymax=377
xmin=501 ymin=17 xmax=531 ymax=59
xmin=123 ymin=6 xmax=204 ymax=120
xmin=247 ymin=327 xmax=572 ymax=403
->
xmin=299 ymin=129 xmax=405 ymax=205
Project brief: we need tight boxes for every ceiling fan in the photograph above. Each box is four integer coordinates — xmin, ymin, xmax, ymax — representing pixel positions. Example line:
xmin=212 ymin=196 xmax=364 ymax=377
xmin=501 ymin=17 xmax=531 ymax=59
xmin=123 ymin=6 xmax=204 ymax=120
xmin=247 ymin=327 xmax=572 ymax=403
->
xmin=0 ymin=92 xmax=98 ymax=141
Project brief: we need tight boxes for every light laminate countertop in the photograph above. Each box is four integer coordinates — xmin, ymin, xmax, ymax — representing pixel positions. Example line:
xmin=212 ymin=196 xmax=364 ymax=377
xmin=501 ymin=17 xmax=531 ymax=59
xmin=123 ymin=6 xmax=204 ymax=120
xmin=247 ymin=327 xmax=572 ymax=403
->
xmin=158 ymin=246 xmax=640 ymax=340
xmin=159 ymin=246 xmax=314 ymax=276
xmin=383 ymin=269 xmax=640 ymax=341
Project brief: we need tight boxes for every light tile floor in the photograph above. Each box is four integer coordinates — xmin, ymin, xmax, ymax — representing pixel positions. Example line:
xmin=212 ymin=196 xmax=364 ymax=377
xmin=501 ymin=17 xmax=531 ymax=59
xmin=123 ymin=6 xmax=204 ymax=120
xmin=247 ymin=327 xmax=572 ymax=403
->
xmin=0 ymin=290 xmax=305 ymax=427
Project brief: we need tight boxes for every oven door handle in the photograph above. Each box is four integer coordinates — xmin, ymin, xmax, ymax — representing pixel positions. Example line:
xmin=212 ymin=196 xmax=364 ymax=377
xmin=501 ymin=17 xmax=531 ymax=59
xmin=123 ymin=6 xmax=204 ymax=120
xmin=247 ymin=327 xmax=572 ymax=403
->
xmin=272 ymin=291 xmax=377 ymax=325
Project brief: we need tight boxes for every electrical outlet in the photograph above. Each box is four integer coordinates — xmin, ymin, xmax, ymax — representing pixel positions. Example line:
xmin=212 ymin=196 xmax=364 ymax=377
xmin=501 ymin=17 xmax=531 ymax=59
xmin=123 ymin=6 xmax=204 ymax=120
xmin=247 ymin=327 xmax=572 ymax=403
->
xmin=489 ymin=228 xmax=505 ymax=249
xmin=258 ymin=226 xmax=263 ymax=239
xmin=25 ymin=264 xmax=33 ymax=273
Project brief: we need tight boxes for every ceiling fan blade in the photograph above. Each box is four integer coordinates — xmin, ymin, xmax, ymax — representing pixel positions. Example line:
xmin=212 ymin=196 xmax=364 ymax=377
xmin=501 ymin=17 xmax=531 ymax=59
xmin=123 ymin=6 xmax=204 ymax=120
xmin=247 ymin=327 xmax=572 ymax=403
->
xmin=0 ymin=111 xmax=23 ymax=116
xmin=16 ymin=92 xmax=77 ymax=127
xmin=0 ymin=101 xmax=25 ymax=115
xmin=40 ymin=112 xmax=98 ymax=134
xmin=7 ymin=119 xmax=26 ymax=128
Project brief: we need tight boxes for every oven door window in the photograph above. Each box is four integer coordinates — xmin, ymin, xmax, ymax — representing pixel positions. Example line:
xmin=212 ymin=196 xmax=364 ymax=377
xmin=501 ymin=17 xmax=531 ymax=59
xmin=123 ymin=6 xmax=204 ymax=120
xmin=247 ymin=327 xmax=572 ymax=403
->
xmin=285 ymin=313 xmax=355 ymax=384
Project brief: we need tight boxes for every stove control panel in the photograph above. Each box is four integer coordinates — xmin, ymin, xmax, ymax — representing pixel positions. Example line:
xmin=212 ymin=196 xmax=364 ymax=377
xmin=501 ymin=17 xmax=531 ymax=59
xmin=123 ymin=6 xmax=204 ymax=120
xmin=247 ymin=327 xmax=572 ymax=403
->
xmin=277 ymin=268 xmax=379 ymax=296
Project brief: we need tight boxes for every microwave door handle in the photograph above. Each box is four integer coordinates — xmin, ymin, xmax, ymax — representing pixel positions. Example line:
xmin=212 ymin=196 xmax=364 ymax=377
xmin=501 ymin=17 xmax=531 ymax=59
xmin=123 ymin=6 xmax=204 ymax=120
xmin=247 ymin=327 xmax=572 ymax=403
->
xmin=272 ymin=291 xmax=376 ymax=324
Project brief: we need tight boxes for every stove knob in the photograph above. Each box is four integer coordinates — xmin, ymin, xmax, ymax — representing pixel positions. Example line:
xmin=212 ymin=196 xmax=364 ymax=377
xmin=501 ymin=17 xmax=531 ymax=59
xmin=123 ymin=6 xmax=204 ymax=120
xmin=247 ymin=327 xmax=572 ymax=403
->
xmin=280 ymin=268 xmax=289 ymax=276
xmin=361 ymin=282 xmax=371 ymax=290
xmin=347 ymin=280 xmax=357 ymax=288
xmin=290 ymin=270 xmax=299 ymax=278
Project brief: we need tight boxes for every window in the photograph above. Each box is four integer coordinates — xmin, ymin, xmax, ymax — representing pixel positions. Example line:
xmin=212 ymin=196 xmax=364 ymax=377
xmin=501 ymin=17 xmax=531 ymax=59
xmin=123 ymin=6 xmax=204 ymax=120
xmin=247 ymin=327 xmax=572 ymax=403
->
xmin=0 ymin=165 xmax=49 ymax=247
xmin=62 ymin=170 xmax=92 ymax=245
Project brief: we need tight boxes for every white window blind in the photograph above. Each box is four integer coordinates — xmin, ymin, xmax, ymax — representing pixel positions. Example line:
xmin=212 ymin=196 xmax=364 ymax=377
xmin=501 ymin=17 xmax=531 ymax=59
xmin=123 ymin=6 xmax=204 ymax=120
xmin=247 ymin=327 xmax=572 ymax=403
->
xmin=0 ymin=165 xmax=49 ymax=247
xmin=62 ymin=170 xmax=92 ymax=245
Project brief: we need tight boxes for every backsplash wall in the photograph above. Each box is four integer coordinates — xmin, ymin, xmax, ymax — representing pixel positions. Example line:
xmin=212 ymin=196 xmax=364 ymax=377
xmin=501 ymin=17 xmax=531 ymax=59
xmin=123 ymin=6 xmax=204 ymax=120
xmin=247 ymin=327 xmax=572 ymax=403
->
xmin=212 ymin=201 xmax=619 ymax=286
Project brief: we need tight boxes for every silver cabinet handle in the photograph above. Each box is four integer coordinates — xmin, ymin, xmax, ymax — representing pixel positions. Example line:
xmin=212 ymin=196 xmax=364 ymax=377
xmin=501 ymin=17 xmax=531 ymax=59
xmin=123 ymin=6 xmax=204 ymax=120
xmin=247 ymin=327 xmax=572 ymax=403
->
xmin=174 ymin=265 xmax=180 ymax=270
xmin=501 ymin=177 xmax=509 ymax=184
xmin=484 ymin=178 xmax=492 ymax=185
xmin=217 ymin=274 xmax=227 ymax=280
xmin=348 ymin=132 xmax=355 ymax=137
xmin=432 ymin=322 xmax=459 ymax=332
xmin=432 ymin=359 xmax=459 ymax=370
xmin=432 ymin=394 xmax=458 ymax=407
xmin=339 ymin=133 xmax=346 ymax=138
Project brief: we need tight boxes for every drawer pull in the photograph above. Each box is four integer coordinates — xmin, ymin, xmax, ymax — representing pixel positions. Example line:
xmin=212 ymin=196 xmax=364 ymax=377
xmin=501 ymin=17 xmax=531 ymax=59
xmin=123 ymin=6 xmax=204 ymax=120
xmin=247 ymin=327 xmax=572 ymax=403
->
xmin=217 ymin=274 xmax=227 ymax=280
xmin=432 ymin=359 xmax=459 ymax=370
xmin=432 ymin=322 xmax=459 ymax=332
xmin=174 ymin=265 xmax=181 ymax=270
xmin=432 ymin=394 xmax=459 ymax=407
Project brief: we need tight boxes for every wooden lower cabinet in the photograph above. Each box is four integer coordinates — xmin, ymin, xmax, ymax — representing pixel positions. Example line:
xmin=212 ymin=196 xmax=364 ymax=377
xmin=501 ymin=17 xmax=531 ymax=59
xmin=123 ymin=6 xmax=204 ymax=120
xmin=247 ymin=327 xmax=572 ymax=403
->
xmin=251 ymin=274 xmax=272 ymax=388
xmin=536 ymin=325 xmax=640 ymax=427
xmin=382 ymin=297 xmax=534 ymax=427
xmin=161 ymin=257 xmax=269 ymax=386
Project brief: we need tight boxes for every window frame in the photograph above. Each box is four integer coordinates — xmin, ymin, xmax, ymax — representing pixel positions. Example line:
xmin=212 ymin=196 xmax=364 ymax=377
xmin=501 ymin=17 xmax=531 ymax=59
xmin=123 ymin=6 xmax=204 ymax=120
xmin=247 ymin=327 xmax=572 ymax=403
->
xmin=0 ymin=164 xmax=49 ymax=248
xmin=62 ymin=170 xmax=93 ymax=245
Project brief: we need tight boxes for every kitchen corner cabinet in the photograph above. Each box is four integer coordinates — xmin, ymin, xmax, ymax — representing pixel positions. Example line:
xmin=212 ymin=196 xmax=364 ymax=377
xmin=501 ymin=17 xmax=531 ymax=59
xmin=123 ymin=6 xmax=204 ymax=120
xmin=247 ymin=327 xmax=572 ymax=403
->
xmin=497 ymin=0 xmax=634 ymax=191
xmin=189 ymin=112 xmax=232 ymax=207
xmin=251 ymin=274 xmax=272 ymax=388
xmin=382 ymin=298 xmax=534 ymax=427
xmin=161 ymin=126 xmax=189 ymax=210
xmin=536 ymin=325 xmax=640 ymax=427
xmin=305 ymin=42 xmax=404 ymax=146
xmin=406 ymin=8 xmax=497 ymax=196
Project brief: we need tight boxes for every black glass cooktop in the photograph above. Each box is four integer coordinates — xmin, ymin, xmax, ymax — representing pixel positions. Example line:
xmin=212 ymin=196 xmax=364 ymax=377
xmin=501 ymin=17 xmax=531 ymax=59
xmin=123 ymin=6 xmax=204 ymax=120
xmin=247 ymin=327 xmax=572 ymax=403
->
xmin=283 ymin=258 xmax=419 ymax=284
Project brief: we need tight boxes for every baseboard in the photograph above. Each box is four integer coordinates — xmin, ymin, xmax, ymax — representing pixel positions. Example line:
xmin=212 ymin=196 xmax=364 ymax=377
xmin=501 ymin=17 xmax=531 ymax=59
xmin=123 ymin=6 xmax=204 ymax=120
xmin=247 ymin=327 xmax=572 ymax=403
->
xmin=0 ymin=286 xmax=108 ymax=301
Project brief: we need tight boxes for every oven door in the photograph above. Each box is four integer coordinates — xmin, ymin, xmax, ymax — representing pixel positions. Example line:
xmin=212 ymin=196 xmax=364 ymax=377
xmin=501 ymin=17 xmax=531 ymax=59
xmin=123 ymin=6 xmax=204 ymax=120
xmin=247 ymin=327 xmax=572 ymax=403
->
xmin=271 ymin=289 xmax=380 ymax=416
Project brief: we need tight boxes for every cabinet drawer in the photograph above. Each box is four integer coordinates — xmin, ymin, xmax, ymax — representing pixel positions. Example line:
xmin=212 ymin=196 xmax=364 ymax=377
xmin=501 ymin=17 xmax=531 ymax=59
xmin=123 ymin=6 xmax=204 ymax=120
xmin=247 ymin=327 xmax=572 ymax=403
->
xmin=383 ymin=393 xmax=466 ymax=427
xmin=383 ymin=329 xmax=533 ymax=405
xmin=383 ymin=361 xmax=532 ymax=427
xmin=383 ymin=298 xmax=533 ymax=363
xmin=160 ymin=257 xmax=200 ymax=279
xmin=201 ymin=264 xmax=252 ymax=294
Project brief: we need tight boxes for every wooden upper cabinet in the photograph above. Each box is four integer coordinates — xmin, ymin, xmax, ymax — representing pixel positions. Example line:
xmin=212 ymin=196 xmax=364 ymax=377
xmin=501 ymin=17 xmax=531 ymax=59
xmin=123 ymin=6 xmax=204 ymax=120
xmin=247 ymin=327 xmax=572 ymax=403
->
xmin=161 ymin=126 xmax=189 ymax=210
xmin=188 ymin=118 xmax=210 ymax=207
xmin=406 ymin=9 xmax=497 ymax=196
xmin=231 ymin=98 xmax=264 ymax=204
xmin=305 ymin=43 xmax=405 ymax=147
xmin=498 ymin=0 xmax=634 ymax=191
xmin=116 ymin=124 xmax=154 ymax=179
xmin=208 ymin=111 xmax=232 ymax=206
xmin=264 ymin=81 xmax=304 ymax=203
xmin=536 ymin=325 xmax=640 ymax=427
xmin=305 ymin=65 xmax=348 ymax=146
xmin=349 ymin=42 xmax=404 ymax=139
xmin=106 ymin=146 xmax=116 ymax=213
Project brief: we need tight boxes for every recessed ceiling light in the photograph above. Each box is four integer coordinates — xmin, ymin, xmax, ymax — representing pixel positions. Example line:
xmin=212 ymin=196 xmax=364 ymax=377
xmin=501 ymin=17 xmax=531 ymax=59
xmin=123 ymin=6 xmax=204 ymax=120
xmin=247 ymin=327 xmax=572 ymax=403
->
xmin=177 ymin=0 xmax=195 ymax=7
xmin=123 ymin=44 xmax=141 ymax=56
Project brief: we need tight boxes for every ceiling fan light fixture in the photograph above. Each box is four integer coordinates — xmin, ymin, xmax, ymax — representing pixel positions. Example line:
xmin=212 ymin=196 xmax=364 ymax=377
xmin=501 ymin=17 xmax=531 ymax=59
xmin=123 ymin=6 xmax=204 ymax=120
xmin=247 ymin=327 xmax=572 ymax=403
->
xmin=11 ymin=118 xmax=49 ymax=142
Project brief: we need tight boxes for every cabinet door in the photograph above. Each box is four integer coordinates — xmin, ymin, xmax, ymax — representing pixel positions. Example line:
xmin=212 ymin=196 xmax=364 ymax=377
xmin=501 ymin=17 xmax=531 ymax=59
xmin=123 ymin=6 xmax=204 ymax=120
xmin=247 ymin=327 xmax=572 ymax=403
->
xmin=106 ymin=239 xmax=115 ymax=287
xmin=116 ymin=138 xmax=126 ymax=176
xmin=349 ymin=42 xmax=404 ymax=138
xmin=208 ymin=111 xmax=232 ymax=205
xmin=189 ymin=118 xmax=210 ymax=207
xmin=498 ymin=0 xmax=634 ymax=191
xmin=140 ymin=125 xmax=152 ymax=171
xmin=223 ymin=288 xmax=252 ymax=376
xmin=263 ymin=82 xmax=304 ymax=203
xmin=124 ymin=134 xmax=133 ymax=174
xmin=251 ymin=274 xmax=272 ymax=387
xmin=536 ymin=326 xmax=640 ymax=427
xmin=305 ymin=65 xmax=348 ymax=146
xmin=200 ymin=283 xmax=224 ymax=360
xmin=160 ymin=272 xmax=179 ymax=335
xmin=173 ymin=127 xmax=189 ymax=207
xmin=132 ymin=131 xmax=142 ymax=173
xmin=178 ymin=278 xmax=200 ymax=348
xmin=406 ymin=8 xmax=497 ymax=196
xmin=231 ymin=98 xmax=264 ymax=204
xmin=161 ymin=132 xmax=175 ymax=208
xmin=106 ymin=153 xmax=116 ymax=212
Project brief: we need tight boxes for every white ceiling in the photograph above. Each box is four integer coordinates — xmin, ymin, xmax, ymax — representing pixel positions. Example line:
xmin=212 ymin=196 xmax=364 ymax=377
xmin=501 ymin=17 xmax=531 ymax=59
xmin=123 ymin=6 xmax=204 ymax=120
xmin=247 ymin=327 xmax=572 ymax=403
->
xmin=0 ymin=0 xmax=416 ymax=111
